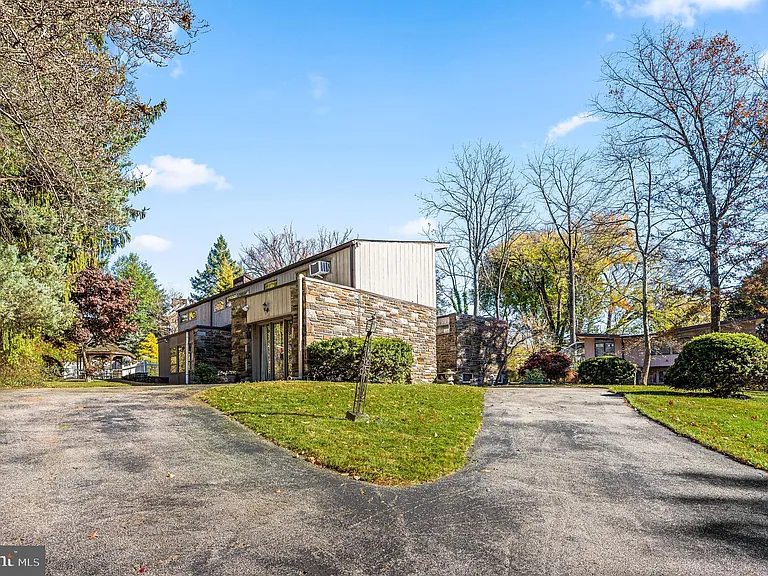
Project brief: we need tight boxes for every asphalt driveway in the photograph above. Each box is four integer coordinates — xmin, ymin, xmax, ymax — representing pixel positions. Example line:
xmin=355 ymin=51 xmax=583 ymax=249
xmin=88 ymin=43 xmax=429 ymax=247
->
xmin=0 ymin=386 xmax=766 ymax=575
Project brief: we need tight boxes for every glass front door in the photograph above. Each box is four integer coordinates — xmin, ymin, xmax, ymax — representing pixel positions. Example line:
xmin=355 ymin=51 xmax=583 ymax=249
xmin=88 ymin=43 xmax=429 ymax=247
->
xmin=259 ymin=320 xmax=291 ymax=381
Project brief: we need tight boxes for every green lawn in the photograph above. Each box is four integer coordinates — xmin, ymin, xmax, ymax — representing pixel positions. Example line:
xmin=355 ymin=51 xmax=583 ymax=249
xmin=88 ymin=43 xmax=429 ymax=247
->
xmin=609 ymin=385 xmax=768 ymax=470
xmin=199 ymin=381 xmax=486 ymax=485
xmin=0 ymin=380 xmax=129 ymax=389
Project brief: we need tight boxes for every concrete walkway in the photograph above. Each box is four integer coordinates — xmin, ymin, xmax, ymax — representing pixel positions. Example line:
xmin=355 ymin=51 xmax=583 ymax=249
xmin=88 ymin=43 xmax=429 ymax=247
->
xmin=0 ymin=386 xmax=766 ymax=575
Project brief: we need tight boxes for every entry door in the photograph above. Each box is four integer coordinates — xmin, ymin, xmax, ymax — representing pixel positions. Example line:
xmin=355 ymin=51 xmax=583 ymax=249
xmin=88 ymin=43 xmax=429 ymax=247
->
xmin=259 ymin=320 xmax=290 ymax=381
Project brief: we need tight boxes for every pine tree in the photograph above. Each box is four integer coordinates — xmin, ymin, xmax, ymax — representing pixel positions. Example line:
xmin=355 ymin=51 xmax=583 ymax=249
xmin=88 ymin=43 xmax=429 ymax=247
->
xmin=190 ymin=235 xmax=243 ymax=300
xmin=111 ymin=253 xmax=165 ymax=353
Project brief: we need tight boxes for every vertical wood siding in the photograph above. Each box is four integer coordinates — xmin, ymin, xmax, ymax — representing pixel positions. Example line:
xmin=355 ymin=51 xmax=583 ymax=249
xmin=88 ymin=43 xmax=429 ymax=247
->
xmin=353 ymin=241 xmax=436 ymax=308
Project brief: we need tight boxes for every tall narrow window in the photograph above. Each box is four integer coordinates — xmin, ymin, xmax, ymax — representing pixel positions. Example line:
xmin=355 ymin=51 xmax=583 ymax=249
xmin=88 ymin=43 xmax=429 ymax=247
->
xmin=170 ymin=347 xmax=178 ymax=373
xmin=260 ymin=324 xmax=272 ymax=381
xmin=274 ymin=322 xmax=285 ymax=379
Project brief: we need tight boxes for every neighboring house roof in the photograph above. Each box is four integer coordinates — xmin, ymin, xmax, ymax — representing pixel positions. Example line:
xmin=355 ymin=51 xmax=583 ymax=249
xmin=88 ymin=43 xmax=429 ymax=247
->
xmin=577 ymin=314 xmax=768 ymax=340
xmin=81 ymin=345 xmax=135 ymax=358
xmin=178 ymin=238 xmax=448 ymax=313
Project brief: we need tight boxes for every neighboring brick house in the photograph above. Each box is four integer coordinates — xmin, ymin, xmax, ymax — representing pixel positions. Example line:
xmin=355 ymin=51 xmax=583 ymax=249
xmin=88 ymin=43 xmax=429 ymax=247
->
xmin=575 ymin=315 xmax=768 ymax=384
xmin=436 ymin=314 xmax=509 ymax=385
xmin=159 ymin=240 xmax=448 ymax=384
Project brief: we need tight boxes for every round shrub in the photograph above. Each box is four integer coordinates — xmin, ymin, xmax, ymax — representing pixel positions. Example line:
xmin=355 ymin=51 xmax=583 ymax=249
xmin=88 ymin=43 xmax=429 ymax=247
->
xmin=520 ymin=368 xmax=547 ymax=383
xmin=520 ymin=350 xmax=572 ymax=381
xmin=193 ymin=362 xmax=220 ymax=384
xmin=306 ymin=337 xmax=414 ymax=383
xmin=577 ymin=356 xmax=636 ymax=385
xmin=666 ymin=332 xmax=768 ymax=397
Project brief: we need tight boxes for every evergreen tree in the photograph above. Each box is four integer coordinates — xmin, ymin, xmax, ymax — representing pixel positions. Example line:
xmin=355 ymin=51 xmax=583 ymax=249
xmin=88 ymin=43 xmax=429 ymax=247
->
xmin=111 ymin=253 xmax=165 ymax=352
xmin=190 ymin=236 xmax=243 ymax=300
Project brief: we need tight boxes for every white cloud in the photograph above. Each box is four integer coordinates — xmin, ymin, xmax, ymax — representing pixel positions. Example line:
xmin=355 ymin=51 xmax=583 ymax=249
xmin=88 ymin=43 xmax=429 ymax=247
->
xmin=134 ymin=155 xmax=230 ymax=193
xmin=129 ymin=234 xmax=172 ymax=253
xmin=605 ymin=32 xmax=616 ymax=42
xmin=309 ymin=74 xmax=329 ymax=100
xmin=393 ymin=217 xmax=436 ymax=238
xmin=547 ymin=112 xmax=600 ymax=141
xmin=170 ymin=59 xmax=184 ymax=79
xmin=604 ymin=0 xmax=760 ymax=26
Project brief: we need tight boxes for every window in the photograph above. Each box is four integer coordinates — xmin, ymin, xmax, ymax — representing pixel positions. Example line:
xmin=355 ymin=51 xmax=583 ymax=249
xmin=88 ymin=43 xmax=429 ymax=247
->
xmin=264 ymin=280 xmax=277 ymax=290
xmin=461 ymin=373 xmax=473 ymax=383
xmin=189 ymin=310 xmax=197 ymax=320
xmin=180 ymin=312 xmax=189 ymax=323
xmin=594 ymin=339 xmax=615 ymax=357
xmin=170 ymin=347 xmax=178 ymax=373
xmin=179 ymin=346 xmax=186 ymax=373
xmin=214 ymin=299 xmax=225 ymax=312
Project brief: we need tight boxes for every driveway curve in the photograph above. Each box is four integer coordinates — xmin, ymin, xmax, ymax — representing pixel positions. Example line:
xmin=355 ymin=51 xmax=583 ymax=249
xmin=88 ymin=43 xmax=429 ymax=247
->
xmin=0 ymin=386 xmax=765 ymax=575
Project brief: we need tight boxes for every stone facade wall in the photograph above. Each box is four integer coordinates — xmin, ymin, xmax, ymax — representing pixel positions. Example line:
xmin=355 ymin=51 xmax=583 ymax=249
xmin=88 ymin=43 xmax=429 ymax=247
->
xmin=436 ymin=315 xmax=458 ymax=381
xmin=437 ymin=313 xmax=508 ymax=385
xmin=230 ymin=298 xmax=251 ymax=381
xmin=303 ymin=277 xmax=437 ymax=382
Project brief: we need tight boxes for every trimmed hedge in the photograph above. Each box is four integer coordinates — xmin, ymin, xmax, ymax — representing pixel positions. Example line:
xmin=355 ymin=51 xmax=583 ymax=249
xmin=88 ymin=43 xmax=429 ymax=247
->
xmin=666 ymin=332 xmax=768 ymax=397
xmin=193 ymin=362 xmax=220 ymax=384
xmin=578 ymin=356 xmax=636 ymax=385
xmin=520 ymin=350 xmax=572 ymax=381
xmin=306 ymin=337 xmax=413 ymax=383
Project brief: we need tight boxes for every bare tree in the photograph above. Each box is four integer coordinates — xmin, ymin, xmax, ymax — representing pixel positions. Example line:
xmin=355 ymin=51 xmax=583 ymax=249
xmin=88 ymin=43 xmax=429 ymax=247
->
xmin=601 ymin=141 xmax=676 ymax=385
xmin=426 ymin=222 xmax=471 ymax=314
xmin=594 ymin=26 xmax=768 ymax=332
xmin=420 ymin=141 xmax=528 ymax=318
xmin=480 ymin=212 xmax=530 ymax=320
xmin=240 ymin=224 xmax=354 ymax=276
xmin=525 ymin=146 xmax=596 ymax=345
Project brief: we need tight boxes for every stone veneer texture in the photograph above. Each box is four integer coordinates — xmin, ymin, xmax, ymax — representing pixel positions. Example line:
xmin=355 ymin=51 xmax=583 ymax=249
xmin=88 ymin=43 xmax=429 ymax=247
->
xmin=437 ymin=313 xmax=508 ymax=385
xmin=303 ymin=277 xmax=437 ymax=382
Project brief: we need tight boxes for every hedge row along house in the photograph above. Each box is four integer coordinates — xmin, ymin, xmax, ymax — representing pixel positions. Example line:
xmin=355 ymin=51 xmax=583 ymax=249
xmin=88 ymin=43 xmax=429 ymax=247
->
xmin=159 ymin=240 xmax=508 ymax=385
xmin=574 ymin=315 xmax=768 ymax=384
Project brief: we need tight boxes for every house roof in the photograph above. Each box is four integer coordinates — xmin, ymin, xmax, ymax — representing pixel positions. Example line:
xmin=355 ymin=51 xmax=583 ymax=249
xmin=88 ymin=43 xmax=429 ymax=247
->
xmin=577 ymin=314 xmax=768 ymax=340
xmin=179 ymin=238 xmax=448 ymax=313
xmin=81 ymin=345 xmax=135 ymax=358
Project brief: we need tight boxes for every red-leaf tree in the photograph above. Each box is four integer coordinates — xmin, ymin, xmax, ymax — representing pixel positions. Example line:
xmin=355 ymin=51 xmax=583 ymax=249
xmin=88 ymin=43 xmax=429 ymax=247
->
xmin=520 ymin=350 xmax=572 ymax=382
xmin=69 ymin=267 xmax=136 ymax=379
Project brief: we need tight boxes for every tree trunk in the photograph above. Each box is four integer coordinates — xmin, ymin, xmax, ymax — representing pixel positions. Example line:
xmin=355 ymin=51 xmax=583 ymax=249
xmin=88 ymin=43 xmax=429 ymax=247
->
xmin=473 ymin=266 xmax=480 ymax=318
xmin=709 ymin=224 xmax=721 ymax=332
xmin=81 ymin=346 xmax=91 ymax=381
xmin=567 ymin=244 xmax=577 ymax=345
xmin=641 ymin=255 xmax=651 ymax=386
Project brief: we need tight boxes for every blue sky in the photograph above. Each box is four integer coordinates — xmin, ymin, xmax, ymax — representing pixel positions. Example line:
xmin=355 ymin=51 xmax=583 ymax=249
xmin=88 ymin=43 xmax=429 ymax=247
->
xmin=122 ymin=0 xmax=768 ymax=294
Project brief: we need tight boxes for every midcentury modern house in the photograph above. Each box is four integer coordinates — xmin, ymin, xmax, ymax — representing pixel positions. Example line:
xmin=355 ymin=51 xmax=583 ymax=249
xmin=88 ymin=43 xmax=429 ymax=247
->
xmin=159 ymin=239 xmax=510 ymax=386
xmin=575 ymin=315 xmax=768 ymax=383
xmin=160 ymin=240 xmax=449 ymax=384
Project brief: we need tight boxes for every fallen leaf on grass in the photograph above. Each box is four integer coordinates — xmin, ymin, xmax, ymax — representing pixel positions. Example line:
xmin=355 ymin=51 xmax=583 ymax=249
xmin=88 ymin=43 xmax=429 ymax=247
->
xmin=88 ymin=531 xmax=98 ymax=539
xmin=275 ymin=489 xmax=283 ymax=494
xmin=166 ymin=473 xmax=174 ymax=479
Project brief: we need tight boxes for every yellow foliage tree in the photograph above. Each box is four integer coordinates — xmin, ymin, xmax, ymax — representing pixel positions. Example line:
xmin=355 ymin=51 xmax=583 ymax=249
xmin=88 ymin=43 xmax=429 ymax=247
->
xmin=135 ymin=333 xmax=158 ymax=363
